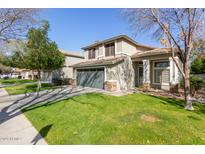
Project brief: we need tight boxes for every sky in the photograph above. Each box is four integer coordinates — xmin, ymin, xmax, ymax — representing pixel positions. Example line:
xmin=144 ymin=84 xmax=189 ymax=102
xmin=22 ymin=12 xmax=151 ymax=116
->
xmin=40 ymin=9 xmax=161 ymax=54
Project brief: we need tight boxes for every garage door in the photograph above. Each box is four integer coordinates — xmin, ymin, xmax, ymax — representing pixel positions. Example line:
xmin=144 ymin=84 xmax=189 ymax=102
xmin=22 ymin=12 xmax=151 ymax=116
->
xmin=77 ymin=68 xmax=104 ymax=89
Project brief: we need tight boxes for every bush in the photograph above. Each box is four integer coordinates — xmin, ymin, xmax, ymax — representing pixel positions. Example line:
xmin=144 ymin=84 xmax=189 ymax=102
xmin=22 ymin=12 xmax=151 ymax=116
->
xmin=191 ymin=56 xmax=205 ymax=74
xmin=180 ymin=76 xmax=205 ymax=97
xmin=52 ymin=78 xmax=63 ymax=86
xmin=190 ymin=76 xmax=205 ymax=96
xmin=18 ymin=75 xmax=22 ymax=79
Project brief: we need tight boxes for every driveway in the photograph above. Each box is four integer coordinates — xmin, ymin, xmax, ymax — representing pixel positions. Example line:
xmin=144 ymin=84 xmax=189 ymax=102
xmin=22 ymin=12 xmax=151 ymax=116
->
xmin=0 ymin=86 xmax=101 ymax=145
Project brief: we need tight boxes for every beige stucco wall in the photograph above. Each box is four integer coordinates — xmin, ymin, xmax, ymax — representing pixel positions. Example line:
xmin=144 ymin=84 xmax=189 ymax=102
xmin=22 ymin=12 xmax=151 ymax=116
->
xmin=116 ymin=40 xmax=122 ymax=53
xmin=120 ymin=40 xmax=138 ymax=56
xmin=84 ymin=50 xmax=89 ymax=60
xmin=98 ymin=45 xmax=104 ymax=57
xmin=62 ymin=56 xmax=84 ymax=78
xmin=52 ymin=56 xmax=84 ymax=80
xmin=106 ymin=56 xmax=135 ymax=91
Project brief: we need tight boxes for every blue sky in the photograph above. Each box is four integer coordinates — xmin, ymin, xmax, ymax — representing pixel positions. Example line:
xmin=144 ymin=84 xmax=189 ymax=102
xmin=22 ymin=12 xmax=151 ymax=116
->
xmin=40 ymin=9 xmax=161 ymax=54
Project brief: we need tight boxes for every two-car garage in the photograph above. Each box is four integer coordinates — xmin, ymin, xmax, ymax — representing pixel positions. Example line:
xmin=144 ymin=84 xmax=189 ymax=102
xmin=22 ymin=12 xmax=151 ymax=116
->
xmin=76 ymin=68 xmax=105 ymax=89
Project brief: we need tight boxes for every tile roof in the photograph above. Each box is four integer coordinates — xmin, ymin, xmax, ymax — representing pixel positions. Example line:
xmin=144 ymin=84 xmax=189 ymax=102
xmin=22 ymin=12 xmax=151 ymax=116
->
xmin=82 ymin=35 xmax=156 ymax=50
xmin=71 ymin=56 xmax=125 ymax=68
xmin=132 ymin=48 xmax=178 ymax=58
xmin=60 ymin=50 xmax=84 ymax=59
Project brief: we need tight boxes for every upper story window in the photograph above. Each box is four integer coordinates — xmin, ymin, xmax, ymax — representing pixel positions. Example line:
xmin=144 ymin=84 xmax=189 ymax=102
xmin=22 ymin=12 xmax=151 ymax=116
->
xmin=88 ymin=48 xmax=96 ymax=59
xmin=105 ymin=43 xmax=115 ymax=57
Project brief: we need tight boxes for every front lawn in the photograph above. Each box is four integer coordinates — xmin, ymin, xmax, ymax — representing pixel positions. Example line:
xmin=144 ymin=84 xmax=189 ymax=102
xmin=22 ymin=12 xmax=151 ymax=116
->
xmin=23 ymin=93 xmax=205 ymax=144
xmin=5 ymin=83 xmax=55 ymax=95
xmin=0 ymin=78 xmax=36 ymax=84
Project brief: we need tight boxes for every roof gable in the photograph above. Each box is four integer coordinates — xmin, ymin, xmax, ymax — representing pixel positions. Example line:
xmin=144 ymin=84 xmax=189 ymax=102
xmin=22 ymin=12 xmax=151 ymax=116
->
xmin=82 ymin=35 xmax=156 ymax=50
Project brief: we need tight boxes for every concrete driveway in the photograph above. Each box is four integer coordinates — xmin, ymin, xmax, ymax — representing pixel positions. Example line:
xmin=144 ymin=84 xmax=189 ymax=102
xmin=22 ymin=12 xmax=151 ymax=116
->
xmin=0 ymin=86 xmax=101 ymax=145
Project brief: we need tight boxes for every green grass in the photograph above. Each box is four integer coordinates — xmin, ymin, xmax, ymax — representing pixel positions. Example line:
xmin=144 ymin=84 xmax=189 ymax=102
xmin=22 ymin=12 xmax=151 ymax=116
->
xmin=0 ymin=78 xmax=36 ymax=84
xmin=23 ymin=93 xmax=205 ymax=145
xmin=5 ymin=83 xmax=55 ymax=95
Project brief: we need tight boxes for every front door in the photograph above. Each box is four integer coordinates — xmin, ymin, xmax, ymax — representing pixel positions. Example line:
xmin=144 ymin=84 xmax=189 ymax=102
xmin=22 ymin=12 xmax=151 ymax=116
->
xmin=138 ymin=66 xmax=143 ymax=86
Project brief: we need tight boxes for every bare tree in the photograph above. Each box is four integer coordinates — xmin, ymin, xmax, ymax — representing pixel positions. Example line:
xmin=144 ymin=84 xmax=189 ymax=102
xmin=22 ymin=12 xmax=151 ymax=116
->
xmin=0 ymin=8 xmax=39 ymax=42
xmin=123 ymin=8 xmax=205 ymax=110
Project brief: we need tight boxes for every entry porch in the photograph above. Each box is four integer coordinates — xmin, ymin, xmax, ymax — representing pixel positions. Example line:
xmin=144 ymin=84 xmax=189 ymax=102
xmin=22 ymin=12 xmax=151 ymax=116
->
xmin=132 ymin=54 xmax=180 ymax=91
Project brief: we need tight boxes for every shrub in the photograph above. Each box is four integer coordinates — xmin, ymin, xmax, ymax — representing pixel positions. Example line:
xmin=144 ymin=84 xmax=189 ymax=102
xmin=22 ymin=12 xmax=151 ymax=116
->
xmin=190 ymin=76 xmax=205 ymax=97
xmin=191 ymin=56 xmax=205 ymax=74
xmin=180 ymin=76 xmax=205 ymax=97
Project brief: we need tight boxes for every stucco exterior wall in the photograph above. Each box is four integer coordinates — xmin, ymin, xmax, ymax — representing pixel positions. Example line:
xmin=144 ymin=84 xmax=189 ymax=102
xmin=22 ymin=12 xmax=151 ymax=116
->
xmin=62 ymin=56 xmax=84 ymax=78
xmin=120 ymin=40 xmax=137 ymax=56
xmin=116 ymin=40 xmax=122 ymax=53
xmin=106 ymin=56 xmax=135 ymax=91
xmin=84 ymin=50 xmax=89 ymax=60
xmin=52 ymin=56 xmax=84 ymax=79
xmin=98 ymin=45 xmax=104 ymax=57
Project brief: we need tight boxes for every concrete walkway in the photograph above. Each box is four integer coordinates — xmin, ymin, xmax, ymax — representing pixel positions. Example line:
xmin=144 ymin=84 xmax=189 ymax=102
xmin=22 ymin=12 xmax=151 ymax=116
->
xmin=0 ymin=88 xmax=8 ymax=97
xmin=0 ymin=111 xmax=47 ymax=145
xmin=0 ymin=87 xmax=102 ymax=145
xmin=0 ymin=94 xmax=47 ymax=145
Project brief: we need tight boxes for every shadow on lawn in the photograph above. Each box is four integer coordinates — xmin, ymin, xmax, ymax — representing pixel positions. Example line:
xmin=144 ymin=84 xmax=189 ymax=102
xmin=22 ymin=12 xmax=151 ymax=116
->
xmin=148 ymin=95 xmax=185 ymax=108
xmin=148 ymin=94 xmax=205 ymax=115
xmin=23 ymin=93 xmax=103 ymax=112
xmin=24 ymin=83 xmax=55 ymax=94
xmin=31 ymin=124 xmax=52 ymax=145
xmin=0 ymin=86 xmax=86 ymax=125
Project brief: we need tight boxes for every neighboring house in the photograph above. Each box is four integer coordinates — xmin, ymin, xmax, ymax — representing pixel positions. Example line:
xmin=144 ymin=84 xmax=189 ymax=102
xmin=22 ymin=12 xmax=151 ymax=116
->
xmin=20 ymin=69 xmax=35 ymax=79
xmin=52 ymin=50 xmax=84 ymax=80
xmin=16 ymin=51 xmax=84 ymax=82
xmin=72 ymin=35 xmax=181 ymax=92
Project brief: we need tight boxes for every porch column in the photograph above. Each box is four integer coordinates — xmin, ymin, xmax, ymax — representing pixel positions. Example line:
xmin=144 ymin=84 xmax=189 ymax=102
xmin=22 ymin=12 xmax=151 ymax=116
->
xmin=169 ymin=57 xmax=174 ymax=84
xmin=169 ymin=57 xmax=179 ymax=84
xmin=174 ymin=57 xmax=179 ymax=84
xmin=142 ymin=59 xmax=150 ymax=84
xmin=169 ymin=57 xmax=180 ymax=92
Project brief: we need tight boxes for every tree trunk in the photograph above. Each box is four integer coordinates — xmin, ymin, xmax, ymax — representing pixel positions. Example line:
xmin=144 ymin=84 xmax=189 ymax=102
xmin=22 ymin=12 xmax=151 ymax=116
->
xmin=37 ymin=70 xmax=41 ymax=96
xmin=184 ymin=64 xmax=194 ymax=110
xmin=31 ymin=70 xmax=34 ymax=80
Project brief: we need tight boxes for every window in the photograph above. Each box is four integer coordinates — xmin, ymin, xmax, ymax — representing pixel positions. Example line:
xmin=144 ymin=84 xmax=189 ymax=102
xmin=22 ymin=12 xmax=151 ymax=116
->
xmin=88 ymin=48 xmax=96 ymax=59
xmin=105 ymin=43 xmax=115 ymax=57
xmin=154 ymin=61 xmax=170 ymax=67
xmin=153 ymin=61 xmax=170 ymax=84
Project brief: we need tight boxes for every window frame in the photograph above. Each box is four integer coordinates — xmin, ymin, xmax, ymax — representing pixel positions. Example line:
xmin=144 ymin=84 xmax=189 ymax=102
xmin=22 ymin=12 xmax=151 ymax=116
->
xmin=88 ymin=48 xmax=96 ymax=59
xmin=152 ymin=60 xmax=170 ymax=85
xmin=105 ymin=42 xmax=115 ymax=57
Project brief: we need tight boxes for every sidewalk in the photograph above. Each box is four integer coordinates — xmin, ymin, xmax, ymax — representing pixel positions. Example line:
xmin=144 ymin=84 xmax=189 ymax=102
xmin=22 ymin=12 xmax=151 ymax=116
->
xmin=0 ymin=88 xmax=8 ymax=97
xmin=0 ymin=100 xmax=47 ymax=144
xmin=0 ymin=111 xmax=47 ymax=145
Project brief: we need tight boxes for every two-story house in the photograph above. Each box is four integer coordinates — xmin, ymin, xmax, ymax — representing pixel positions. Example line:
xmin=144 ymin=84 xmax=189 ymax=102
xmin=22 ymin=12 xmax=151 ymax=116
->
xmin=72 ymin=35 xmax=181 ymax=92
